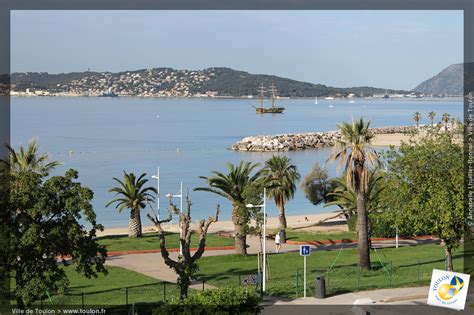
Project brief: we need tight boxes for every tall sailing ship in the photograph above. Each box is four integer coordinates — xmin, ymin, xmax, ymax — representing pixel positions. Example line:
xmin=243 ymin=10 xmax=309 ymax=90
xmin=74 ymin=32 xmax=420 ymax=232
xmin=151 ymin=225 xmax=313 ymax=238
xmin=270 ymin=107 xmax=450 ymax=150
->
xmin=253 ymin=83 xmax=285 ymax=114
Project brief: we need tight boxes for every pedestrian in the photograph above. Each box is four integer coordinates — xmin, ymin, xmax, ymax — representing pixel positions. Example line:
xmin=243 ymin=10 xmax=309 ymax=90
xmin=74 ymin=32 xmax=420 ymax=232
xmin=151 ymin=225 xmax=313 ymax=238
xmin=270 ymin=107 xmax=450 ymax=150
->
xmin=275 ymin=230 xmax=282 ymax=253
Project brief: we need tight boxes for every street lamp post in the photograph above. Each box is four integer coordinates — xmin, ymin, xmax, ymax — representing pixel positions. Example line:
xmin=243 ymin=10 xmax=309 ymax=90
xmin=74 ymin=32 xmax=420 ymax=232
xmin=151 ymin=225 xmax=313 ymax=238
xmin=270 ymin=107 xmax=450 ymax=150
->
xmin=166 ymin=182 xmax=183 ymax=255
xmin=151 ymin=166 xmax=160 ymax=221
xmin=246 ymin=187 xmax=266 ymax=292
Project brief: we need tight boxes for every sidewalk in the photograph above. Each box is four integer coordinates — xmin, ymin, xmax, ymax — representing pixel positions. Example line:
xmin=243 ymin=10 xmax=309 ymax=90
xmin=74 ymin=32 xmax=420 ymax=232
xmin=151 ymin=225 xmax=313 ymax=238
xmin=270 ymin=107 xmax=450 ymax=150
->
xmin=264 ymin=286 xmax=430 ymax=305
xmin=262 ymin=287 xmax=474 ymax=315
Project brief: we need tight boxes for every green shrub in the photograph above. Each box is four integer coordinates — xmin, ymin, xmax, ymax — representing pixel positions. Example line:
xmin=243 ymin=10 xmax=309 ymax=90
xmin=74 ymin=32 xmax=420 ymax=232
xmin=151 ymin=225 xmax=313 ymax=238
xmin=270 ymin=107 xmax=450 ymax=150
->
xmin=153 ymin=286 xmax=261 ymax=314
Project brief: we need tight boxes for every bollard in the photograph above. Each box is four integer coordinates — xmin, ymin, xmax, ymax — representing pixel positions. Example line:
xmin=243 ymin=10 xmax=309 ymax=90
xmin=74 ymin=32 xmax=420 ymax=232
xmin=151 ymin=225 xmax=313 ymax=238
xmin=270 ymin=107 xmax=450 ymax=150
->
xmin=239 ymin=275 xmax=241 ymax=286
xmin=202 ymin=279 xmax=205 ymax=291
xmin=315 ymin=275 xmax=326 ymax=299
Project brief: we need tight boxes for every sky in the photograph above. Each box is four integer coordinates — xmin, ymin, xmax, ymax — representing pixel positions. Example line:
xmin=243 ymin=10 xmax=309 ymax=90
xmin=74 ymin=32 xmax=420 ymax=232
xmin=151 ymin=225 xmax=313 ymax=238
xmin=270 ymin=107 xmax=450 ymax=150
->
xmin=11 ymin=10 xmax=463 ymax=90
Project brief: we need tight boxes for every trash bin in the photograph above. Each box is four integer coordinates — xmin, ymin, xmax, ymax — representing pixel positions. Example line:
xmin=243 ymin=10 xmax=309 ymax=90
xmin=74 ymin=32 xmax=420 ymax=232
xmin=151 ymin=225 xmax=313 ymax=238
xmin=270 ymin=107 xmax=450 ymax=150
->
xmin=315 ymin=275 xmax=326 ymax=299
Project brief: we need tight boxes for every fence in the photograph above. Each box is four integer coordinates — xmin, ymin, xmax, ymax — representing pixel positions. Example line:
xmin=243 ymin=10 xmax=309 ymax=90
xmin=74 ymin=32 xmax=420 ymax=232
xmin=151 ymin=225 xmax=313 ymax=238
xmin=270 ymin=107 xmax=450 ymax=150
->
xmin=294 ymin=249 xmax=452 ymax=298
xmin=31 ymin=281 xmax=204 ymax=309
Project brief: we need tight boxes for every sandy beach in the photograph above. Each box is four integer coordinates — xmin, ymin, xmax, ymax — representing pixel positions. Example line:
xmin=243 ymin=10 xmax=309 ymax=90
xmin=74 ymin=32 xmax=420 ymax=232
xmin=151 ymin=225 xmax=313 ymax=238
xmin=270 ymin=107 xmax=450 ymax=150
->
xmin=371 ymin=133 xmax=412 ymax=147
xmin=96 ymin=212 xmax=347 ymax=237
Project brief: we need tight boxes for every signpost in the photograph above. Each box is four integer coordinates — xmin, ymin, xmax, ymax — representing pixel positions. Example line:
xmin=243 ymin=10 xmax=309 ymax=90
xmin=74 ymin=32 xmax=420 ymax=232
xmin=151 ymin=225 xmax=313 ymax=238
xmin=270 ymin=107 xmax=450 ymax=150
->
xmin=300 ymin=245 xmax=311 ymax=298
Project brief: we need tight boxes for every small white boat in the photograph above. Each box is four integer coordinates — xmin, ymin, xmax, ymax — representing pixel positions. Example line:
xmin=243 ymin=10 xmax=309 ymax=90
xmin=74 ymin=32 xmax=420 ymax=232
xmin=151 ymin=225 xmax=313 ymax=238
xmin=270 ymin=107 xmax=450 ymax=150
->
xmin=325 ymin=96 xmax=334 ymax=100
xmin=329 ymin=105 xmax=334 ymax=108
xmin=349 ymin=100 xmax=355 ymax=104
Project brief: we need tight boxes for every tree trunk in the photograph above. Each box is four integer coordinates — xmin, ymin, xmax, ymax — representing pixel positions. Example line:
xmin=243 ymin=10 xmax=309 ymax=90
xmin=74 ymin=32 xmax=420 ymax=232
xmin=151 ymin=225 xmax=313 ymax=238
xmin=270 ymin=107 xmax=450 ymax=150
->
xmin=232 ymin=207 xmax=247 ymax=255
xmin=355 ymin=164 xmax=371 ymax=270
xmin=129 ymin=208 xmax=142 ymax=238
xmin=278 ymin=200 xmax=287 ymax=243
xmin=177 ymin=271 xmax=190 ymax=300
xmin=444 ymin=245 xmax=453 ymax=271
xmin=179 ymin=284 xmax=188 ymax=300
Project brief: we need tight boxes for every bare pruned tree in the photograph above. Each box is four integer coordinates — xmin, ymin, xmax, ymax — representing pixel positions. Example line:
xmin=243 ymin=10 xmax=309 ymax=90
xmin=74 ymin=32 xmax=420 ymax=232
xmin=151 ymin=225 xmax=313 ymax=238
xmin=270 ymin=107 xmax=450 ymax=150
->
xmin=147 ymin=192 xmax=219 ymax=299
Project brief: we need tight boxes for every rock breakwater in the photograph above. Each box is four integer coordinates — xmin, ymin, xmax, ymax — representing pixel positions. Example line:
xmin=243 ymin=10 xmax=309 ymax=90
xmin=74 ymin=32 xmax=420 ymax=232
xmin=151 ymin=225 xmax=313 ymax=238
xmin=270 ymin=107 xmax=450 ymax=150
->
xmin=231 ymin=126 xmax=417 ymax=152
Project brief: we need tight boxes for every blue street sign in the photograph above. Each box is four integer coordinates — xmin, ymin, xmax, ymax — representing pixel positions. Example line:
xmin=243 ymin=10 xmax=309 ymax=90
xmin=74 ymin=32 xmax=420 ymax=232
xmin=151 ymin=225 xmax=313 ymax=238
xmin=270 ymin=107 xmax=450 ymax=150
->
xmin=300 ymin=245 xmax=311 ymax=256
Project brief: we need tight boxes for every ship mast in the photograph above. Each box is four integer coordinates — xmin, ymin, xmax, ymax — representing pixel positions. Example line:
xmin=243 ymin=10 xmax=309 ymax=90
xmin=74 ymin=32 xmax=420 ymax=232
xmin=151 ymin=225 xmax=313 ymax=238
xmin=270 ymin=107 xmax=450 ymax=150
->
xmin=268 ymin=83 xmax=277 ymax=109
xmin=258 ymin=83 xmax=266 ymax=109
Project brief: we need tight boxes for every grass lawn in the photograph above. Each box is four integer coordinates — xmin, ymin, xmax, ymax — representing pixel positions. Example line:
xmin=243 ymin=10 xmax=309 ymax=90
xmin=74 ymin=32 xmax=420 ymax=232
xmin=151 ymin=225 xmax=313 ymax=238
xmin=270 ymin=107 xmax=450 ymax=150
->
xmin=195 ymin=243 xmax=470 ymax=298
xmin=98 ymin=232 xmax=234 ymax=252
xmin=285 ymin=229 xmax=356 ymax=243
xmin=43 ymin=266 xmax=188 ymax=306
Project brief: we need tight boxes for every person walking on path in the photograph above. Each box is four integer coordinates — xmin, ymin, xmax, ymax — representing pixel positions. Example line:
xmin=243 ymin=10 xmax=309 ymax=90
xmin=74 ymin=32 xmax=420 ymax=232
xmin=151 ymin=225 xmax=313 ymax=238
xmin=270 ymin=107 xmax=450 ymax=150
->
xmin=275 ymin=230 xmax=282 ymax=253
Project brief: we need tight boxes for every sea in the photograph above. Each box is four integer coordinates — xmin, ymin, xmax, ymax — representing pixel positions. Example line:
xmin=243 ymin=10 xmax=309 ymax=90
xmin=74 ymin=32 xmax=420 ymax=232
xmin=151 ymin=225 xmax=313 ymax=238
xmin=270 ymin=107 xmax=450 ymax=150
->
xmin=10 ymin=97 xmax=463 ymax=228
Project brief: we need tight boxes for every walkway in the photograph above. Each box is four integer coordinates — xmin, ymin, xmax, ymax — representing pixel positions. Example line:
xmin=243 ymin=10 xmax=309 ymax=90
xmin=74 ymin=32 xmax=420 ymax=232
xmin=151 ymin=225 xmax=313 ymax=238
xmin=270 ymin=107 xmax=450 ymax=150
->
xmin=262 ymin=286 xmax=474 ymax=315
xmin=106 ymin=249 xmax=235 ymax=290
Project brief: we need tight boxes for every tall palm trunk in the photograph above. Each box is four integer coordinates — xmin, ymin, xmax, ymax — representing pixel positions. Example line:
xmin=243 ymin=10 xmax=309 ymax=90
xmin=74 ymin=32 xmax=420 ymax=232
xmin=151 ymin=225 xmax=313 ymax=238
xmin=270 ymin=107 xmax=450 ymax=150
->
xmin=129 ymin=207 xmax=142 ymax=238
xmin=278 ymin=197 xmax=287 ymax=243
xmin=232 ymin=206 xmax=247 ymax=255
xmin=355 ymin=162 xmax=371 ymax=270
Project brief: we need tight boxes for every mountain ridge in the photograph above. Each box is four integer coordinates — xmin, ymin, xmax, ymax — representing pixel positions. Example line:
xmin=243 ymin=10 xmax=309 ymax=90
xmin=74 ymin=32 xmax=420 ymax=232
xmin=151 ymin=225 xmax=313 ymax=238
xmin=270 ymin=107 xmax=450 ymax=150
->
xmin=10 ymin=67 xmax=411 ymax=97
xmin=413 ymin=64 xmax=463 ymax=96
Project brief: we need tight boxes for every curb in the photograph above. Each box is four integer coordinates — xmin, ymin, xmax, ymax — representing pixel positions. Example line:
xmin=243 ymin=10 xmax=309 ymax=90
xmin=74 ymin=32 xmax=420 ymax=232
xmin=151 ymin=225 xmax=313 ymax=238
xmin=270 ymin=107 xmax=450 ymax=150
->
xmin=107 ymin=246 xmax=235 ymax=257
xmin=286 ymin=235 xmax=436 ymax=246
xmin=381 ymin=294 xmax=427 ymax=303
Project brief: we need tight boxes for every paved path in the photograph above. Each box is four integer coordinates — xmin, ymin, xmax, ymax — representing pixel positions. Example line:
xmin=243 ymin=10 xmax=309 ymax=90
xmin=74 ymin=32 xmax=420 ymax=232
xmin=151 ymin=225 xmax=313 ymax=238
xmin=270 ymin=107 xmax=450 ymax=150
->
xmin=106 ymin=249 xmax=235 ymax=290
xmin=262 ymin=287 xmax=474 ymax=315
xmin=264 ymin=286 xmax=431 ymax=305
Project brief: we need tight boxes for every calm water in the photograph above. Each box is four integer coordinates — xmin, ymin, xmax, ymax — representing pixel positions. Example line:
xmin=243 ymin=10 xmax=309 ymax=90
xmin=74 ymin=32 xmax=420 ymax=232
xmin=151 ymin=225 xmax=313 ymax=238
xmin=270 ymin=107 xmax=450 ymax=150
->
xmin=11 ymin=97 xmax=463 ymax=227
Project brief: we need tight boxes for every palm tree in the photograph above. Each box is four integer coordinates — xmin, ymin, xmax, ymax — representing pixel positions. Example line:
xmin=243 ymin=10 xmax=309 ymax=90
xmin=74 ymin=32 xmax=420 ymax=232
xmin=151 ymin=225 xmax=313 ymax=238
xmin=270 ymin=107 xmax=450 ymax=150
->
xmin=5 ymin=139 xmax=60 ymax=175
xmin=195 ymin=161 xmax=262 ymax=255
xmin=413 ymin=112 xmax=421 ymax=129
xmin=442 ymin=113 xmax=451 ymax=131
xmin=428 ymin=111 xmax=436 ymax=127
xmin=262 ymin=156 xmax=300 ymax=241
xmin=327 ymin=118 xmax=382 ymax=269
xmin=325 ymin=169 xmax=384 ymax=227
xmin=106 ymin=172 xmax=156 ymax=238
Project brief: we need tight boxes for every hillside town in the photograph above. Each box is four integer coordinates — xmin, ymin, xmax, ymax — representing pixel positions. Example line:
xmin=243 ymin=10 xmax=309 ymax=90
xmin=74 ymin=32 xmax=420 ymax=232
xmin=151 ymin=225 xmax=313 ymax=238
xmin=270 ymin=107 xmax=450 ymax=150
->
xmin=10 ymin=68 xmax=220 ymax=98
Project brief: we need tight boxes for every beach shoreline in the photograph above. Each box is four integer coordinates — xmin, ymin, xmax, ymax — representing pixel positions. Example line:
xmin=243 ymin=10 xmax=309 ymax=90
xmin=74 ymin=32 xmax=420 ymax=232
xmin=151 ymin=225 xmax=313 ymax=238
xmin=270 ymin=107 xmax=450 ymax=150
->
xmin=96 ymin=212 xmax=346 ymax=237
xmin=371 ymin=133 xmax=411 ymax=146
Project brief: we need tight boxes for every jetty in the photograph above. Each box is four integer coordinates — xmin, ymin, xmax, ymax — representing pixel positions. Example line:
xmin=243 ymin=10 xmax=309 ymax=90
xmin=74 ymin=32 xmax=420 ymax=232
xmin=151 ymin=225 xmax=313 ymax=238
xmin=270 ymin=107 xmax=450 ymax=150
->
xmin=231 ymin=126 xmax=417 ymax=152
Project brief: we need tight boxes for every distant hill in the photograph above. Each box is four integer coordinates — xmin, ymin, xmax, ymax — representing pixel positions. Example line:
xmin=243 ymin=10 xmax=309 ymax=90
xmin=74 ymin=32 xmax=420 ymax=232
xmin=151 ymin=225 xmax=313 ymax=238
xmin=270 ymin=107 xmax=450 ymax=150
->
xmin=190 ymin=68 xmax=408 ymax=97
xmin=413 ymin=64 xmax=463 ymax=96
xmin=10 ymin=67 xmax=410 ymax=98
